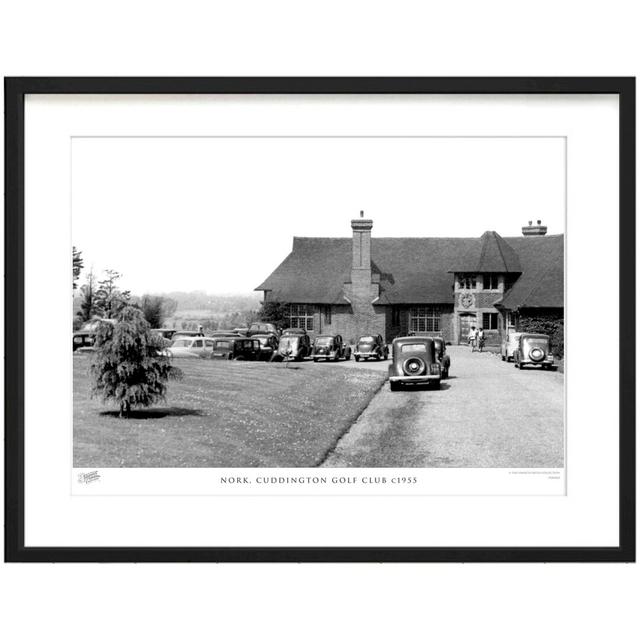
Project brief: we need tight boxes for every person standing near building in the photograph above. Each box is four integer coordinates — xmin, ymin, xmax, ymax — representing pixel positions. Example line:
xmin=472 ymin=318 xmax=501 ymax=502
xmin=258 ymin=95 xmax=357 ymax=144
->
xmin=468 ymin=326 xmax=477 ymax=351
xmin=476 ymin=327 xmax=485 ymax=352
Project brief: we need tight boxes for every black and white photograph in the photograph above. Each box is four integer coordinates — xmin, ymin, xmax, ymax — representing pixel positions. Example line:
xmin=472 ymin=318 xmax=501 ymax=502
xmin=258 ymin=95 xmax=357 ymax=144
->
xmin=71 ymin=135 xmax=565 ymax=471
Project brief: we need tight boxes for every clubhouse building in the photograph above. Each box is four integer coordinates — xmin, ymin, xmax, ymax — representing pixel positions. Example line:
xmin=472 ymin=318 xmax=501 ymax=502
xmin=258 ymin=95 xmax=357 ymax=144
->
xmin=256 ymin=215 xmax=564 ymax=346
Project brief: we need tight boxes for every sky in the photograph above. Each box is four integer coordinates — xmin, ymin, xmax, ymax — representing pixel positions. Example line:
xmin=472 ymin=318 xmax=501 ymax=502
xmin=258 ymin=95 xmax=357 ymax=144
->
xmin=72 ymin=136 xmax=565 ymax=296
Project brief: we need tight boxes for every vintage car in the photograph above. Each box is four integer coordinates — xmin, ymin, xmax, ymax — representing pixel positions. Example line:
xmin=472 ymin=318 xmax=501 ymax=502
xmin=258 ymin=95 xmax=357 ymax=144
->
xmin=253 ymin=333 xmax=279 ymax=360
xmin=312 ymin=334 xmax=352 ymax=362
xmin=500 ymin=331 xmax=523 ymax=362
xmin=281 ymin=327 xmax=307 ymax=336
xmin=353 ymin=334 xmax=388 ymax=361
xmin=274 ymin=332 xmax=312 ymax=361
xmin=513 ymin=333 xmax=555 ymax=370
xmin=170 ymin=330 xmax=204 ymax=341
xmin=247 ymin=322 xmax=280 ymax=337
xmin=72 ymin=330 xmax=95 ymax=352
xmin=168 ymin=336 xmax=215 ymax=358
xmin=432 ymin=337 xmax=451 ymax=379
xmin=211 ymin=336 xmax=261 ymax=361
xmin=388 ymin=336 xmax=442 ymax=391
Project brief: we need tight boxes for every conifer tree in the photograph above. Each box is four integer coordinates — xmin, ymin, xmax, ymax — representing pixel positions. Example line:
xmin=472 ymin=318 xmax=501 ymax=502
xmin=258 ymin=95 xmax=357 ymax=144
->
xmin=72 ymin=247 xmax=84 ymax=289
xmin=77 ymin=270 xmax=97 ymax=323
xmin=90 ymin=306 xmax=182 ymax=418
xmin=94 ymin=269 xmax=131 ymax=319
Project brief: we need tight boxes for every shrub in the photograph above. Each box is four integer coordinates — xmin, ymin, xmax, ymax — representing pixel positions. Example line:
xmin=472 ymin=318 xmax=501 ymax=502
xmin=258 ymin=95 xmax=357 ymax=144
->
xmin=517 ymin=311 xmax=564 ymax=359
xmin=90 ymin=306 xmax=182 ymax=418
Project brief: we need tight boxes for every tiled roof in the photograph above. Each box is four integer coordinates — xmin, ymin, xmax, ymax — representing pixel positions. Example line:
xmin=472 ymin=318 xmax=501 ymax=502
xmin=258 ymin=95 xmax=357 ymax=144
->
xmin=497 ymin=234 xmax=564 ymax=309
xmin=449 ymin=231 xmax=522 ymax=273
xmin=256 ymin=233 xmax=564 ymax=309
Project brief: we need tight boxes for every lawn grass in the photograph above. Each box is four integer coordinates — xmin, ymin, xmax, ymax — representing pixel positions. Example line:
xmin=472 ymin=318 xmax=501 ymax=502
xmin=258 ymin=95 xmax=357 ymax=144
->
xmin=73 ymin=355 xmax=386 ymax=467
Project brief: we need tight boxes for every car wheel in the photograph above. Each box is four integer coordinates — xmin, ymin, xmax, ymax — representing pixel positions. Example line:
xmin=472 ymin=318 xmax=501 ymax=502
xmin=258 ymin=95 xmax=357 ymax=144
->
xmin=518 ymin=362 xmax=524 ymax=370
xmin=390 ymin=381 xmax=401 ymax=392
xmin=355 ymin=355 xmax=360 ymax=362
xmin=345 ymin=351 xmax=351 ymax=361
xmin=501 ymin=354 xmax=506 ymax=361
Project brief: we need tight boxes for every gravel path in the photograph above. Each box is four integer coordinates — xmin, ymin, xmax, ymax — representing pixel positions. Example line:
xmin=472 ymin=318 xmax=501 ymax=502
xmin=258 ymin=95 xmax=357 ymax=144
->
xmin=322 ymin=345 xmax=564 ymax=468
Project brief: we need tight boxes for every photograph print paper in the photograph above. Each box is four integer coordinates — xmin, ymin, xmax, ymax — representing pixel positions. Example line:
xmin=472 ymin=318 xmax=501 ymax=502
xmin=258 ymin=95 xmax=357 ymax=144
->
xmin=72 ymin=135 xmax=565 ymax=470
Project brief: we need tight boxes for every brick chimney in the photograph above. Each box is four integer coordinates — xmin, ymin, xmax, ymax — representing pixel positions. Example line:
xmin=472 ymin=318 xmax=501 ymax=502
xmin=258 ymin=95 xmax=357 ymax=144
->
xmin=351 ymin=211 xmax=373 ymax=272
xmin=522 ymin=219 xmax=548 ymax=236
xmin=343 ymin=212 xmax=380 ymax=339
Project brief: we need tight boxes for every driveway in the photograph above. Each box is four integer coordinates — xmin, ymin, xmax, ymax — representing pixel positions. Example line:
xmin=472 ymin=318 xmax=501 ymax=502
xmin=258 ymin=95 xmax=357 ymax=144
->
xmin=322 ymin=345 xmax=564 ymax=468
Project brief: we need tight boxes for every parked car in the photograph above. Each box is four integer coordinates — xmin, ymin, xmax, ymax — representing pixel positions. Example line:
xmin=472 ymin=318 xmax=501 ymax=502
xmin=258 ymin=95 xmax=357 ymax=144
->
xmin=353 ymin=334 xmax=388 ymax=361
xmin=312 ymin=334 xmax=352 ymax=362
xmin=500 ymin=331 xmax=523 ymax=362
xmin=274 ymin=332 xmax=312 ymax=361
xmin=514 ymin=333 xmax=555 ymax=370
xmin=211 ymin=337 xmax=261 ymax=361
xmin=432 ymin=337 xmax=451 ymax=379
xmin=247 ymin=322 xmax=280 ymax=337
xmin=281 ymin=328 xmax=307 ymax=337
xmin=73 ymin=331 xmax=95 ymax=352
xmin=168 ymin=336 xmax=215 ymax=358
xmin=388 ymin=336 xmax=442 ymax=391
xmin=170 ymin=330 xmax=204 ymax=342
xmin=253 ymin=333 xmax=279 ymax=360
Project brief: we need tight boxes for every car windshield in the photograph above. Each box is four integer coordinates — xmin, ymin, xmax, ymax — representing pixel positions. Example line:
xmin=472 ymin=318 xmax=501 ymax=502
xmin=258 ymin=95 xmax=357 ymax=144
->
xmin=171 ymin=339 xmax=192 ymax=348
xmin=316 ymin=337 xmax=332 ymax=346
xmin=359 ymin=337 xmax=375 ymax=344
xmin=401 ymin=343 xmax=427 ymax=353
xmin=214 ymin=340 xmax=231 ymax=349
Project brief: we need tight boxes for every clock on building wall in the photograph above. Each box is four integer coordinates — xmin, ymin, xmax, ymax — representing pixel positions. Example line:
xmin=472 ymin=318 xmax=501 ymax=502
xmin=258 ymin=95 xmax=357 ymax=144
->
xmin=459 ymin=293 xmax=475 ymax=309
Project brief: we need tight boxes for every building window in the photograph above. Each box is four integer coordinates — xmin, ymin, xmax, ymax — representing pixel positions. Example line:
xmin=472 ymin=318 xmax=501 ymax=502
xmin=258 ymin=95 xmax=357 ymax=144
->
xmin=457 ymin=274 xmax=477 ymax=289
xmin=325 ymin=305 xmax=332 ymax=324
xmin=482 ymin=312 xmax=499 ymax=330
xmin=409 ymin=307 xmax=441 ymax=332
xmin=288 ymin=304 xmax=314 ymax=331
xmin=483 ymin=274 xmax=499 ymax=290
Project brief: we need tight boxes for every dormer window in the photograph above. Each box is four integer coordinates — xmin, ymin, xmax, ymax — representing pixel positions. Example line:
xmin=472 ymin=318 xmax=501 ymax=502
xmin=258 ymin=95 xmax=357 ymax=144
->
xmin=457 ymin=274 xmax=476 ymax=289
xmin=483 ymin=274 xmax=499 ymax=290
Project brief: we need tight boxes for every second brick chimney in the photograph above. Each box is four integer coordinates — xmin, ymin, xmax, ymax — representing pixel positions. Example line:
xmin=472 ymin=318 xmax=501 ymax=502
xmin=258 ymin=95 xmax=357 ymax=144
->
xmin=522 ymin=219 xmax=548 ymax=236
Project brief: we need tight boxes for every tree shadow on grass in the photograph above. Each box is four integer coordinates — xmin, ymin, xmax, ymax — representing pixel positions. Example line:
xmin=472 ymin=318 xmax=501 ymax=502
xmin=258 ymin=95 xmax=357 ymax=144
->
xmin=98 ymin=407 xmax=206 ymax=420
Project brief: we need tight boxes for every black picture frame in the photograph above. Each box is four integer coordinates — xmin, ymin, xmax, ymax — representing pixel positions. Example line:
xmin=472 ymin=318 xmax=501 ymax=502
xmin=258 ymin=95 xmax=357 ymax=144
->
xmin=4 ymin=77 xmax=635 ymax=563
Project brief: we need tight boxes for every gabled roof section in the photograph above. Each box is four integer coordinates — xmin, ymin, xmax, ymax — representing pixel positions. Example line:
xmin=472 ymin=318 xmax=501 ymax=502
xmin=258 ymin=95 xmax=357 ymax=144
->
xmin=448 ymin=231 xmax=522 ymax=273
xmin=498 ymin=234 xmax=564 ymax=309
xmin=255 ymin=237 xmax=352 ymax=304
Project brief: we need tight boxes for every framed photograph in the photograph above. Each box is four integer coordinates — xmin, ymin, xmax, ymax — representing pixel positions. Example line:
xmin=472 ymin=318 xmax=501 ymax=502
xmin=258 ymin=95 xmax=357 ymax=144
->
xmin=5 ymin=77 xmax=635 ymax=562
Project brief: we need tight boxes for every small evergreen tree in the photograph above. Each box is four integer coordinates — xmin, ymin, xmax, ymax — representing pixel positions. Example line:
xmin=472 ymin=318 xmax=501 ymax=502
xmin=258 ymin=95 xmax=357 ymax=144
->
xmin=140 ymin=294 xmax=166 ymax=328
xmin=90 ymin=306 xmax=182 ymax=418
xmin=72 ymin=247 xmax=84 ymax=289
xmin=258 ymin=300 xmax=289 ymax=330
xmin=94 ymin=269 xmax=131 ymax=319
xmin=77 ymin=270 xmax=98 ymax=323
